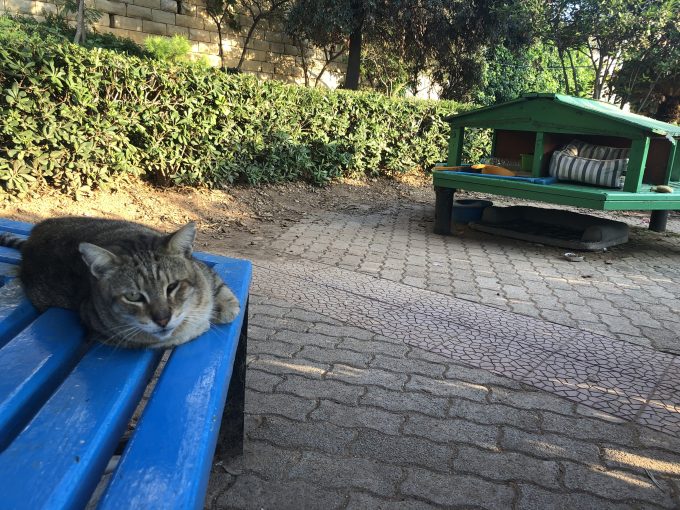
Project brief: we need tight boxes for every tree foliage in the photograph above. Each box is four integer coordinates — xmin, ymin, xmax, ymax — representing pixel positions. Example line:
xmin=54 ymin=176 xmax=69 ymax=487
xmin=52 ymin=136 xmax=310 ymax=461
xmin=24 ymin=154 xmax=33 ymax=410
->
xmin=572 ymin=0 xmax=654 ymax=100
xmin=282 ymin=0 xmax=678 ymax=114
xmin=472 ymin=42 xmax=594 ymax=105
xmin=532 ymin=0 xmax=678 ymax=103
xmin=470 ymin=0 xmax=678 ymax=116
xmin=409 ymin=0 xmax=535 ymax=100
xmin=360 ymin=38 xmax=411 ymax=97
xmin=610 ymin=0 xmax=680 ymax=121
xmin=285 ymin=0 xmax=534 ymax=98
xmin=286 ymin=0 xmax=369 ymax=89
xmin=206 ymin=0 xmax=291 ymax=71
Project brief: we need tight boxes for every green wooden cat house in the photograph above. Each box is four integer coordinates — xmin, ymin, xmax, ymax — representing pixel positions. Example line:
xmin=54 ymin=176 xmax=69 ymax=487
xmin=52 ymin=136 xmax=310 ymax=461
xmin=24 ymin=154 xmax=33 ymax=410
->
xmin=433 ymin=93 xmax=680 ymax=234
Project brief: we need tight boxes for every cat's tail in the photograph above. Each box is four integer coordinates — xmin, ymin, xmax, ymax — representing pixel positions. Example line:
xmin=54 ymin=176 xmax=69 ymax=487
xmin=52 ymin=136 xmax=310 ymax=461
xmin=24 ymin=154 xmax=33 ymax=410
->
xmin=0 ymin=233 xmax=25 ymax=250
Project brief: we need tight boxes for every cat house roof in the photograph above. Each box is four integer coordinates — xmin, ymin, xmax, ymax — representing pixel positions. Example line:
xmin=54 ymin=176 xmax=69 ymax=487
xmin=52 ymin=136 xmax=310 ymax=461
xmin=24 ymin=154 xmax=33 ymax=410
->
xmin=444 ymin=93 xmax=680 ymax=139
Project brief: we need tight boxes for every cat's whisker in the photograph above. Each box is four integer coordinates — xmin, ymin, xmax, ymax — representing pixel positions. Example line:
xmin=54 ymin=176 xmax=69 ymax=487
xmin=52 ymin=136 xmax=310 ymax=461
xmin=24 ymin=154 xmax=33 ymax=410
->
xmin=106 ymin=324 xmax=140 ymax=335
xmin=104 ymin=328 xmax=136 ymax=348
xmin=112 ymin=325 xmax=145 ymax=350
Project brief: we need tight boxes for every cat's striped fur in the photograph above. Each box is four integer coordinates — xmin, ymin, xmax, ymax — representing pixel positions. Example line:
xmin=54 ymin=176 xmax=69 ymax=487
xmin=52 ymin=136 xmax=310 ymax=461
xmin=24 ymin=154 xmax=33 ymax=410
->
xmin=0 ymin=233 xmax=25 ymax=250
xmin=0 ymin=217 xmax=240 ymax=348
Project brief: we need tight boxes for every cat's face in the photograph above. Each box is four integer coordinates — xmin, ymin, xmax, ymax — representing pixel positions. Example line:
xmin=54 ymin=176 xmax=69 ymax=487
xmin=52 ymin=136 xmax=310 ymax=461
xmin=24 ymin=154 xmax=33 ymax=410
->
xmin=79 ymin=223 xmax=205 ymax=341
xmin=105 ymin=256 xmax=198 ymax=339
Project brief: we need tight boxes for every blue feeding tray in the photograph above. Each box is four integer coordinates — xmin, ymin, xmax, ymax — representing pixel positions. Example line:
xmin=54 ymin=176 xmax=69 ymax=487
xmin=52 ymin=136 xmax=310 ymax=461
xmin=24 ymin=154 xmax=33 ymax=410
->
xmin=452 ymin=199 xmax=493 ymax=224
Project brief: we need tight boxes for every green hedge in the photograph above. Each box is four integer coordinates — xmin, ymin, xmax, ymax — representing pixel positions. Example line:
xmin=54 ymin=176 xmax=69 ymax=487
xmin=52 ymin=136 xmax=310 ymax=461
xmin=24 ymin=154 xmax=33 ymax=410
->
xmin=0 ymin=16 xmax=488 ymax=194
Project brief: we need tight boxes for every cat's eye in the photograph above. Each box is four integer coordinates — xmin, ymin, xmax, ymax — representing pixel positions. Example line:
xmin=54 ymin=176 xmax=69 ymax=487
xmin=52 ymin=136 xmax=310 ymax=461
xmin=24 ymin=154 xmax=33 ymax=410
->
xmin=123 ymin=291 xmax=145 ymax=303
xmin=167 ymin=281 xmax=180 ymax=295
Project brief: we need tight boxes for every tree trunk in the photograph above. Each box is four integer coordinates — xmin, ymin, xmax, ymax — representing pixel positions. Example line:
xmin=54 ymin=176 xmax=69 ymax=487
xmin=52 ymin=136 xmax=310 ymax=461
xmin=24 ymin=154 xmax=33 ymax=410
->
xmin=73 ymin=0 xmax=86 ymax=44
xmin=216 ymin=22 xmax=225 ymax=70
xmin=557 ymin=47 xmax=571 ymax=95
xmin=584 ymin=44 xmax=602 ymax=100
xmin=296 ymin=39 xmax=310 ymax=87
xmin=567 ymin=50 xmax=579 ymax=95
xmin=344 ymin=27 xmax=362 ymax=89
xmin=640 ymin=71 xmax=662 ymax=112
xmin=237 ymin=14 xmax=262 ymax=71
xmin=593 ymin=55 xmax=605 ymax=100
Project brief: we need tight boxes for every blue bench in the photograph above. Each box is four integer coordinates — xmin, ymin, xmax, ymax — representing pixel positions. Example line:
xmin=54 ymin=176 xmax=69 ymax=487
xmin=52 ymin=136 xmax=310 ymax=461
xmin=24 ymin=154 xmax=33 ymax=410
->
xmin=0 ymin=219 xmax=252 ymax=509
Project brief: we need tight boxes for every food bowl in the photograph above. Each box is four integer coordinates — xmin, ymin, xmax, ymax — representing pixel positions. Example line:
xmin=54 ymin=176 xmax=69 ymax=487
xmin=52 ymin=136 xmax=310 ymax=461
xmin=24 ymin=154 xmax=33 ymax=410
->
xmin=451 ymin=199 xmax=493 ymax=224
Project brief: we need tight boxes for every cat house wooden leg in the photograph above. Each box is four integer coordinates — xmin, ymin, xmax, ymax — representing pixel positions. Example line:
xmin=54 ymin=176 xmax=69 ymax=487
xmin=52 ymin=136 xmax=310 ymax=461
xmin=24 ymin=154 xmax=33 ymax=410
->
xmin=649 ymin=210 xmax=669 ymax=232
xmin=434 ymin=186 xmax=455 ymax=235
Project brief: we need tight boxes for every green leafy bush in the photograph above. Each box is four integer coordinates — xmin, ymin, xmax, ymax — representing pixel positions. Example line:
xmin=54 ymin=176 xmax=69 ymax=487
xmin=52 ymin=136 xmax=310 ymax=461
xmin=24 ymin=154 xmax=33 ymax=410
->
xmin=144 ymin=35 xmax=192 ymax=62
xmin=0 ymin=16 xmax=486 ymax=195
xmin=2 ymin=14 xmax=147 ymax=58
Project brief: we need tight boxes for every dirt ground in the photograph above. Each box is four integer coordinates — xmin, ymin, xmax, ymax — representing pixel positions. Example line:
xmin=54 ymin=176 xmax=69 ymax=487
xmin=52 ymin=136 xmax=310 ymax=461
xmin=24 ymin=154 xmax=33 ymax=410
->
xmin=0 ymin=175 xmax=438 ymax=258
xmin=1 ymin=175 xmax=678 ymax=260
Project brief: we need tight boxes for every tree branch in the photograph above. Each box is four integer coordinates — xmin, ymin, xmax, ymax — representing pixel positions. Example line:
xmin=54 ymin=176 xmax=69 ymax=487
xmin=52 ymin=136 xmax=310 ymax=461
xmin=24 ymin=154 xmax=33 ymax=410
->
xmin=314 ymin=44 xmax=346 ymax=88
xmin=236 ymin=13 xmax=262 ymax=70
xmin=236 ymin=0 xmax=290 ymax=71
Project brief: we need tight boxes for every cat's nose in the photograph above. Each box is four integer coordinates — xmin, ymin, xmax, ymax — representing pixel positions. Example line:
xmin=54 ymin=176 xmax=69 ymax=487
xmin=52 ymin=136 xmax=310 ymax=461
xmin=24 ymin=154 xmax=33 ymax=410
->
xmin=152 ymin=314 xmax=171 ymax=328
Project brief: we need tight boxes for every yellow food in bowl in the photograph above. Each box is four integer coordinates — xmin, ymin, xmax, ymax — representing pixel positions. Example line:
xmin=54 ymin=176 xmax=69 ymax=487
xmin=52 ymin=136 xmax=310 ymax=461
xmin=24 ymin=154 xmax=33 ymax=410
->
xmin=471 ymin=164 xmax=516 ymax=176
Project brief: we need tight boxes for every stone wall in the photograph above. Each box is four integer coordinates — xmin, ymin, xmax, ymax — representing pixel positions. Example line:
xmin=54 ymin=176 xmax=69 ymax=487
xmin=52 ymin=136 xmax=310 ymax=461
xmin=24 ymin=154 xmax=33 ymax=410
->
xmin=0 ymin=0 xmax=346 ymax=87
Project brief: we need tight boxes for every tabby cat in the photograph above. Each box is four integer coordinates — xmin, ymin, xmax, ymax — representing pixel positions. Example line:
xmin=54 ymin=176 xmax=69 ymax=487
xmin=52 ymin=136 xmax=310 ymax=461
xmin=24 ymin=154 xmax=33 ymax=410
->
xmin=0 ymin=217 xmax=240 ymax=348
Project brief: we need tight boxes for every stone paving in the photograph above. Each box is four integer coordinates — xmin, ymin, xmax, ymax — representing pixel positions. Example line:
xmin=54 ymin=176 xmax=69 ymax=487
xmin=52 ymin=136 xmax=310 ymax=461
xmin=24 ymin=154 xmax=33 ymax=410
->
xmin=207 ymin=296 xmax=680 ymax=509
xmin=207 ymin=200 xmax=680 ymax=509
xmin=268 ymin=202 xmax=680 ymax=355
xmin=249 ymin=258 xmax=679 ymax=434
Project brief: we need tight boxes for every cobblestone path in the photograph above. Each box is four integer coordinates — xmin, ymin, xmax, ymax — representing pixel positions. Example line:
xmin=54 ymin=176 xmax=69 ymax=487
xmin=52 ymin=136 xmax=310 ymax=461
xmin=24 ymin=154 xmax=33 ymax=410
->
xmin=207 ymin=203 xmax=680 ymax=509
xmin=251 ymin=258 xmax=679 ymax=435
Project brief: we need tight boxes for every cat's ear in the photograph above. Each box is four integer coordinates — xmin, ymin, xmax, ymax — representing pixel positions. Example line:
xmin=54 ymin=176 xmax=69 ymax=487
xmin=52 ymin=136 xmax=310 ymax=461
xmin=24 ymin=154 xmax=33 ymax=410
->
xmin=79 ymin=243 xmax=119 ymax=279
xmin=165 ymin=222 xmax=195 ymax=257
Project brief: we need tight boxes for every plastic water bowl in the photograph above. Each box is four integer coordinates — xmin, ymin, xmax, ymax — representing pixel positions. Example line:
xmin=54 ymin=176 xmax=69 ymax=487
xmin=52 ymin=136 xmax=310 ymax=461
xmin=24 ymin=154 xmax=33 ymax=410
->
xmin=452 ymin=199 xmax=493 ymax=224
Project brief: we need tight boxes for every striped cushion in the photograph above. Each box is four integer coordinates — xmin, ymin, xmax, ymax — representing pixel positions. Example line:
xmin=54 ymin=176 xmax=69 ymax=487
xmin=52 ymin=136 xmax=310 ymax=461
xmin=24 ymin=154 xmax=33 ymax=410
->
xmin=561 ymin=143 xmax=580 ymax=157
xmin=565 ymin=140 xmax=630 ymax=160
xmin=549 ymin=151 xmax=627 ymax=188
xmin=548 ymin=139 xmax=630 ymax=188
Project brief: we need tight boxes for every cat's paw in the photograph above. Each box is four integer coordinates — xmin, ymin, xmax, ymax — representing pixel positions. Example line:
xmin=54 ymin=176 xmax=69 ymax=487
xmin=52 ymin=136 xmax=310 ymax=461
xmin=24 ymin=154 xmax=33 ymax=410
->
xmin=213 ymin=285 xmax=240 ymax=324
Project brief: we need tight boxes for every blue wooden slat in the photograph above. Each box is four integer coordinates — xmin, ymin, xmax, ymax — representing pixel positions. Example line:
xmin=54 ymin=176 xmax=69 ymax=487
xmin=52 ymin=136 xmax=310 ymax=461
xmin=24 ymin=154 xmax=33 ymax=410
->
xmin=0 ymin=246 xmax=22 ymax=264
xmin=0 ymin=218 xmax=34 ymax=235
xmin=440 ymin=170 xmax=558 ymax=185
xmin=0 ymin=261 xmax=19 ymax=275
xmin=98 ymin=260 xmax=252 ymax=510
xmin=193 ymin=252 xmax=222 ymax=266
xmin=0 ymin=344 xmax=162 ymax=510
xmin=0 ymin=261 xmax=20 ymax=285
xmin=0 ymin=277 xmax=39 ymax=349
xmin=0 ymin=309 xmax=85 ymax=450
